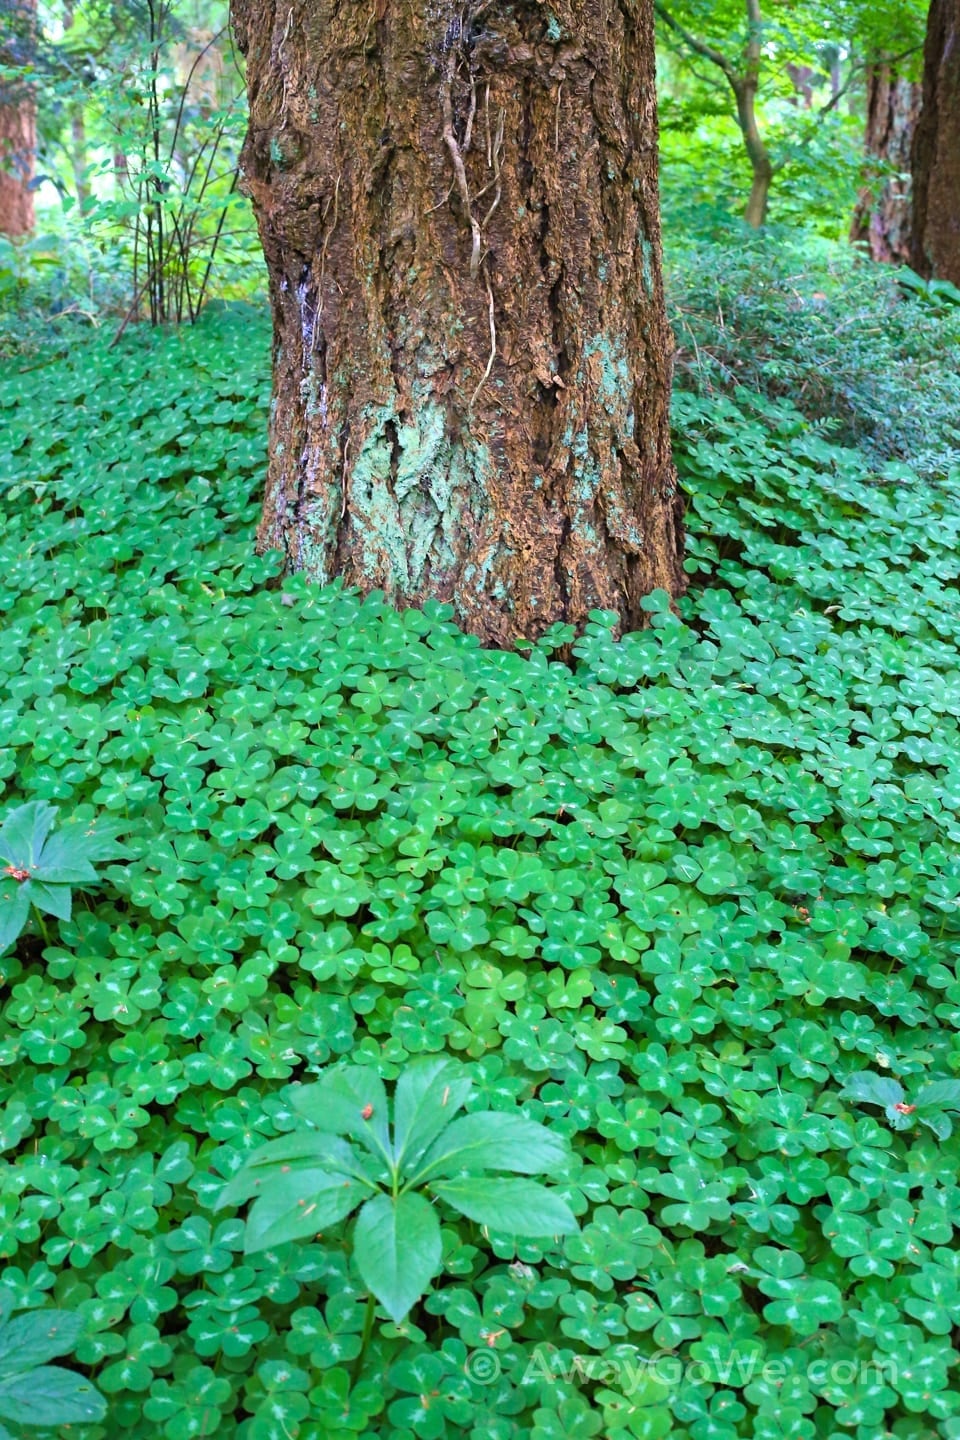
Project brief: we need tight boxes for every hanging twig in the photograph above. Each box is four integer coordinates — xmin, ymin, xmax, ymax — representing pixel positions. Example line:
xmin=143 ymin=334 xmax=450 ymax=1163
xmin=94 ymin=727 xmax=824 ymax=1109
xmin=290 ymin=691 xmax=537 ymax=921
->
xmin=441 ymin=46 xmax=482 ymax=278
xmin=470 ymin=273 xmax=497 ymax=410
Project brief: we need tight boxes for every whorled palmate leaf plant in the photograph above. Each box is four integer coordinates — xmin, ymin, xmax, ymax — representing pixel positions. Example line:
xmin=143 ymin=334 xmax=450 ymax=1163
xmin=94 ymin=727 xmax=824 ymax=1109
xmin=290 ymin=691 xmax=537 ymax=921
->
xmin=216 ymin=1059 xmax=579 ymax=1335
xmin=0 ymin=801 xmax=118 ymax=954
xmin=839 ymin=1071 xmax=960 ymax=1140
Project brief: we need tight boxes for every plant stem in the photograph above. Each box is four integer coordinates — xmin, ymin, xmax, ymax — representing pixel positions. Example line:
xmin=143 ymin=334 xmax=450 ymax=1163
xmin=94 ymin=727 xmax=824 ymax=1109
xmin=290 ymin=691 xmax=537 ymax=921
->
xmin=351 ymin=1292 xmax=377 ymax=1387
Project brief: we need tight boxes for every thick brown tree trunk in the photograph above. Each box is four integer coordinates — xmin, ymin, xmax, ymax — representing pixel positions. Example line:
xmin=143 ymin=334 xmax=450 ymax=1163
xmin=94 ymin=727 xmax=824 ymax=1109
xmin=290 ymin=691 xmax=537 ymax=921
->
xmin=851 ymin=65 xmax=920 ymax=264
xmin=0 ymin=0 xmax=37 ymax=236
xmin=232 ymin=0 xmax=684 ymax=646
xmin=911 ymin=0 xmax=960 ymax=284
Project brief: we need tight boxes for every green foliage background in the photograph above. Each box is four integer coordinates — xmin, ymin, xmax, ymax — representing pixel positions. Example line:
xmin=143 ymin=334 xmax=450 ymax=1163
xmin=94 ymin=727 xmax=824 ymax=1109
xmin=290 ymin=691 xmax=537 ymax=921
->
xmin=4 ymin=300 xmax=960 ymax=1437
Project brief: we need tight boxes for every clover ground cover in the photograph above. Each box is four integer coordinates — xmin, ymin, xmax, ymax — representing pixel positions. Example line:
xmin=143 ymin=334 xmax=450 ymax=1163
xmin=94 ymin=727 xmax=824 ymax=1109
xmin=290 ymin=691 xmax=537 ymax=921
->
xmin=2 ymin=310 xmax=960 ymax=1437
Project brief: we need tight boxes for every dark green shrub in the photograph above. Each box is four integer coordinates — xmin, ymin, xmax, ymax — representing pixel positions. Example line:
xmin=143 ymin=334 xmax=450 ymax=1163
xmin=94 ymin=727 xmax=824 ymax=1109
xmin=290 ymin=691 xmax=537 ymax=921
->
xmin=667 ymin=232 xmax=960 ymax=477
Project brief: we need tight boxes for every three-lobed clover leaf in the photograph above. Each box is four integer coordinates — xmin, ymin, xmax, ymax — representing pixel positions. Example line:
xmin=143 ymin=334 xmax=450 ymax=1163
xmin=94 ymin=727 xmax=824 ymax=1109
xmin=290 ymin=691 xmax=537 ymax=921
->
xmin=0 ymin=801 xmax=119 ymax=954
xmin=216 ymin=1057 xmax=578 ymax=1322
xmin=0 ymin=1291 xmax=105 ymax=1435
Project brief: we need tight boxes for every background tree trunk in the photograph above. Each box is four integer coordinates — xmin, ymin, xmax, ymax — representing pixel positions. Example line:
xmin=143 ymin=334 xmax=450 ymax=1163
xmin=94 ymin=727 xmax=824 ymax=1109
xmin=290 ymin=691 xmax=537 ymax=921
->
xmin=736 ymin=75 xmax=772 ymax=227
xmin=785 ymin=62 xmax=815 ymax=107
xmin=62 ymin=0 xmax=91 ymax=213
xmin=851 ymin=64 xmax=921 ymax=264
xmin=0 ymin=0 xmax=37 ymax=236
xmin=232 ymin=0 xmax=684 ymax=646
xmin=911 ymin=0 xmax=960 ymax=284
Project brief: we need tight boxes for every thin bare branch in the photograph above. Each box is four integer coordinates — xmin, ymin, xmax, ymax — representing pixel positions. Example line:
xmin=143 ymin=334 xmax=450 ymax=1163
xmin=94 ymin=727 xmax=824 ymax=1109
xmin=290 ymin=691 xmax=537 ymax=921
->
xmin=653 ymin=2 xmax=738 ymax=85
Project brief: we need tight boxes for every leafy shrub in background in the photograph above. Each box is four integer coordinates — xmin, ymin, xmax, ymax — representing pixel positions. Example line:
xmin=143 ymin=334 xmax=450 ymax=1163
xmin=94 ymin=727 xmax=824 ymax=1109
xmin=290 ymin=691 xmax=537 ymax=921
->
xmin=0 ymin=3 xmax=266 ymax=354
xmin=6 ymin=312 xmax=960 ymax=1435
xmin=659 ymin=102 xmax=862 ymax=241
xmin=666 ymin=230 xmax=960 ymax=477
xmin=0 ymin=231 xmax=124 ymax=358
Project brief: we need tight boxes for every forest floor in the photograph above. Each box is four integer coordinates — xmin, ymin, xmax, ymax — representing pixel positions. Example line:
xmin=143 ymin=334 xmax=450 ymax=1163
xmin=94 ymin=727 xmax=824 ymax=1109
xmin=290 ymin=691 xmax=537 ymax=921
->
xmin=3 ymin=299 xmax=960 ymax=1438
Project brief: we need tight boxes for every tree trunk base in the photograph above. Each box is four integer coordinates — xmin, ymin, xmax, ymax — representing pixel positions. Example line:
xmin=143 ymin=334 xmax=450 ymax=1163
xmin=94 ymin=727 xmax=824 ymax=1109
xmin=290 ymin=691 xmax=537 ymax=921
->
xmin=236 ymin=0 xmax=685 ymax=647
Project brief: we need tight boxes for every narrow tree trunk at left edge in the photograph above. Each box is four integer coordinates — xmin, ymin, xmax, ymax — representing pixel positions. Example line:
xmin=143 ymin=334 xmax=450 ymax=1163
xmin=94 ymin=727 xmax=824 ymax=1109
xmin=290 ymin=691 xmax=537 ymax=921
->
xmin=0 ymin=0 xmax=37 ymax=237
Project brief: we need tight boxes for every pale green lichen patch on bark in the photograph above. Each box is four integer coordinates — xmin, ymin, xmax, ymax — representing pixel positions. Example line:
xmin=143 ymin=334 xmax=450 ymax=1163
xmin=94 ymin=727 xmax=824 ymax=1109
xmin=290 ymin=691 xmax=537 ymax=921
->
xmin=343 ymin=399 xmax=494 ymax=599
xmin=580 ymin=333 xmax=632 ymax=417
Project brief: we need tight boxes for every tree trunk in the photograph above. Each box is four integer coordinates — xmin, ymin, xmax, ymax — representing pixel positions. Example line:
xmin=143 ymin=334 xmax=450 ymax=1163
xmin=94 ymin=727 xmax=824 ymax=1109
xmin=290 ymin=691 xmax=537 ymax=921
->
xmin=69 ymin=108 xmax=90 ymax=212
xmin=737 ymin=1 xmax=771 ymax=228
xmin=0 ymin=0 xmax=37 ymax=237
xmin=733 ymin=75 xmax=772 ymax=228
xmin=850 ymin=64 xmax=920 ymax=264
xmin=911 ymin=0 xmax=960 ymax=284
xmin=785 ymin=62 xmax=814 ymax=107
xmin=62 ymin=0 xmax=91 ymax=213
xmin=232 ymin=0 xmax=684 ymax=646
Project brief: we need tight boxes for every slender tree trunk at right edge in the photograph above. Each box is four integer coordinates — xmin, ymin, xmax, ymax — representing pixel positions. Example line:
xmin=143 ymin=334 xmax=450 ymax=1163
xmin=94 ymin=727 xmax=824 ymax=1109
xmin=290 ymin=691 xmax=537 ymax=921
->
xmin=911 ymin=0 xmax=960 ymax=284
xmin=0 ymin=0 xmax=37 ymax=236
xmin=851 ymin=65 xmax=921 ymax=264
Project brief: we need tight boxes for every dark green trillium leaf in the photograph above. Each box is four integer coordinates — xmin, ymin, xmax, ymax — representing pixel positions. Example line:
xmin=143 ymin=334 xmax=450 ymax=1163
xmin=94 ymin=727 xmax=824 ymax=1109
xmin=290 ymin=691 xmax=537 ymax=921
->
xmin=0 ymin=1366 xmax=107 ymax=1426
xmin=215 ymin=1132 xmax=369 ymax=1209
xmin=240 ymin=1168 xmax=368 ymax=1252
xmin=25 ymin=879 xmax=72 ymax=922
xmin=915 ymin=1080 xmax=960 ymax=1113
xmin=0 ymin=801 xmax=57 ymax=867
xmin=0 ymin=1306 xmax=84 ymax=1377
xmin=352 ymin=1191 xmax=442 ymax=1323
xmin=291 ymin=1066 xmax=392 ymax=1161
xmin=429 ymin=1177 xmax=579 ymax=1236
xmin=0 ymin=884 xmax=30 ymax=954
xmin=0 ymin=1295 xmax=104 ymax=1429
xmin=391 ymin=1057 xmax=473 ymax=1171
xmin=837 ymin=1072 xmax=905 ymax=1110
xmin=412 ymin=1111 xmax=570 ymax=1182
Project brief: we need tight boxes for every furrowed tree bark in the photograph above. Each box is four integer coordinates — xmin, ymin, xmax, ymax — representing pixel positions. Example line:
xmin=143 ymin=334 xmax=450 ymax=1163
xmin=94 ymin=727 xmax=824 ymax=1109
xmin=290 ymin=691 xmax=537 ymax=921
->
xmin=0 ymin=0 xmax=37 ymax=236
xmin=851 ymin=64 xmax=921 ymax=265
xmin=911 ymin=0 xmax=960 ymax=285
xmin=232 ymin=0 xmax=684 ymax=646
